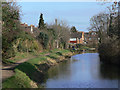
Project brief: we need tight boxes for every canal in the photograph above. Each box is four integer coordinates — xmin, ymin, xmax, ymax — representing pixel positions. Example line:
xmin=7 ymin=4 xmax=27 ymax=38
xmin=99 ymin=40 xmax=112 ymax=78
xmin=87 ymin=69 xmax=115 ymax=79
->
xmin=41 ymin=53 xmax=120 ymax=88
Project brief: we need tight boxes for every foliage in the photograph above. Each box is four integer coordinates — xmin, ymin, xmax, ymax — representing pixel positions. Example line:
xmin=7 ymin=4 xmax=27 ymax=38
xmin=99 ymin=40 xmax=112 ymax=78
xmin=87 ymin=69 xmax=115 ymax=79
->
xmin=76 ymin=44 xmax=90 ymax=50
xmin=2 ymin=1 xmax=70 ymax=64
xmin=47 ymin=28 xmax=58 ymax=49
xmin=48 ymin=20 xmax=70 ymax=49
xmin=37 ymin=32 xmax=49 ymax=49
xmin=2 ymin=1 xmax=43 ymax=63
xmin=71 ymin=26 xmax=77 ymax=33
xmin=98 ymin=37 xmax=120 ymax=64
xmin=2 ymin=2 xmax=21 ymax=60
xmin=89 ymin=2 xmax=120 ymax=64
xmin=38 ymin=13 xmax=46 ymax=29
xmin=13 ymin=32 xmax=41 ymax=52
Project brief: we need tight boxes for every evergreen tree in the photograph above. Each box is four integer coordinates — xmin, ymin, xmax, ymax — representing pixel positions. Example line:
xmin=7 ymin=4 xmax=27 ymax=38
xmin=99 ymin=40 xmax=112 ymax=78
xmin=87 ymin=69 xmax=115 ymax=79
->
xmin=38 ymin=13 xmax=45 ymax=29
xmin=71 ymin=26 xmax=77 ymax=33
xmin=38 ymin=32 xmax=49 ymax=49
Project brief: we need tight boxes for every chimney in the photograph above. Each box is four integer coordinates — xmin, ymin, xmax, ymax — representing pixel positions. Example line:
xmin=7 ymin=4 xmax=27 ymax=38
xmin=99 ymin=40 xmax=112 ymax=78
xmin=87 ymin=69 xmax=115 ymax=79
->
xmin=82 ymin=32 xmax=84 ymax=40
xmin=55 ymin=19 xmax=57 ymax=25
xmin=31 ymin=25 xmax=33 ymax=33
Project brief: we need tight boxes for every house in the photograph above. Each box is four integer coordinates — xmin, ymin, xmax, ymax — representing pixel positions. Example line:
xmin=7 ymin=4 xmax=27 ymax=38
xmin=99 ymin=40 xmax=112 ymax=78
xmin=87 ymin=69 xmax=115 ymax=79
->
xmin=69 ymin=30 xmax=99 ymax=46
xmin=69 ymin=31 xmax=84 ymax=44
xmin=20 ymin=23 xmax=40 ymax=37
xmin=84 ymin=31 xmax=99 ymax=47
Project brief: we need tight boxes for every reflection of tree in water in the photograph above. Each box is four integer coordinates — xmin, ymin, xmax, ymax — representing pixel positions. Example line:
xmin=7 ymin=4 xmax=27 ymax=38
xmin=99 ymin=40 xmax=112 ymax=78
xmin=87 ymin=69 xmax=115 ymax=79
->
xmin=100 ymin=63 xmax=120 ymax=79
xmin=46 ymin=60 xmax=72 ymax=79
xmin=44 ymin=58 xmax=78 ymax=81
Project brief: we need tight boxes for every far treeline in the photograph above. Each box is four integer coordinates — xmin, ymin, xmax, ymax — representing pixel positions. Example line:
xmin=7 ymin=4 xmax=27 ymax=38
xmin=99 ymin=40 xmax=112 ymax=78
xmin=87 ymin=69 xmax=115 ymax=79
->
xmin=2 ymin=1 xmax=71 ymax=63
xmin=89 ymin=2 xmax=120 ymax=65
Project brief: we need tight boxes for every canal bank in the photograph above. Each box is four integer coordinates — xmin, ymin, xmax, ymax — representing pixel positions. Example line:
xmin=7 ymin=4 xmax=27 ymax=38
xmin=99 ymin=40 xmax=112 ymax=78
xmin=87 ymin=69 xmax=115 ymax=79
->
xmin=2 ymin=49 xmax=74 ymax=88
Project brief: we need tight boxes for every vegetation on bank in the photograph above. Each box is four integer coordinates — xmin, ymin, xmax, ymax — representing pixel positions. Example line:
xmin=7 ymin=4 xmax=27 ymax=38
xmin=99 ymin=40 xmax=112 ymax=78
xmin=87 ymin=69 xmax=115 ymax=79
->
xmin=3 ymin=52 xmax=35 ymax=64
xmin=89 ymin=2 xmax=120 ymax=64
xmin=3 ymin=69 xmax=38 ymax=88
xmin=76 ymin=44 xmax=91 ymax=50
xmin=2 ymin=2 xmax=42 ymax=63
xmin=2 ymin=49 xmax=73 ymax=88
xmin=2 ymin=1 xmax=71 ymax=64
xmin=2 ymin=1 xmax=91 ymax=65
xmin=69 ymin=44 xmax=94 ymax=53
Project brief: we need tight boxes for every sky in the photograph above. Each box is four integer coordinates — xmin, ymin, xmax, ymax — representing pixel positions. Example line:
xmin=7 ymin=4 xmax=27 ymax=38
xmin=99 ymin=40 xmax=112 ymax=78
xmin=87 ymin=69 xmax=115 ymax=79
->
xmin=18 ymin=2 xmax=110 ymax=32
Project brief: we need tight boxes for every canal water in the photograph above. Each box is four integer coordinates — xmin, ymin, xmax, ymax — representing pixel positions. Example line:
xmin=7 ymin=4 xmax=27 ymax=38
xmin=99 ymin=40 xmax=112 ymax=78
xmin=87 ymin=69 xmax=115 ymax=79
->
xmin=41 ymin=53 xmax=120 ymax=88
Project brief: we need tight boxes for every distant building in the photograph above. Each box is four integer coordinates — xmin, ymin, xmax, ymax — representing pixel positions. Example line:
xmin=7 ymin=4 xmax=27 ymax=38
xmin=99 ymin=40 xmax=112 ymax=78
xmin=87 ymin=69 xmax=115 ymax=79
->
xmin=30 ymin=25 xmax=34 ymax=33
xmin=69 ymin=31 xmax=84 ymax=44
xmin=21 ymin=23 xmax=28 ymax=28
xmin=69 ymin=30 xmax=99 ymax=47
xmin=20 ymin=23 xmax=40 ymax=37
xmin=84 ymin=31 xmax=99 ymax=47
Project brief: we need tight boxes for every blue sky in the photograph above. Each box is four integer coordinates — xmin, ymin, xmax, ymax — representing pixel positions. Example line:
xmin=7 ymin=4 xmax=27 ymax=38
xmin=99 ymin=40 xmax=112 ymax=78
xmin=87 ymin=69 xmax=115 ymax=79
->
xmin=18 ymin=2 xmax=109 ymax=32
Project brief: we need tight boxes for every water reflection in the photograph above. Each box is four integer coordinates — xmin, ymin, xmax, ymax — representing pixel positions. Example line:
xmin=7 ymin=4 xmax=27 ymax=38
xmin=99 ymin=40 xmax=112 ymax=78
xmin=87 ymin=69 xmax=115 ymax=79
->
xmin=41 ymin=53 xmax=119 ymax=88
xmin=100 ymin=63 xmax=120 ymax=79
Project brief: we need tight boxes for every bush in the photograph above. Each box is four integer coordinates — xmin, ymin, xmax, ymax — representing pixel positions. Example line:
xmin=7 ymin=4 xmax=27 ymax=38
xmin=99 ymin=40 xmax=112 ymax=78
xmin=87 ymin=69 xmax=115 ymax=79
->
xmin=37 ymin=32 xmax=49 ymax=49
xmin=98 ymin=37 xmax=120 ymax=64
xmin=2 ymin=2 xmax=20 ymax=61
xmin=3 ymin=29 xmax=42 ymax=63
xmin=14 ymin=32 xmax=41 ymax=52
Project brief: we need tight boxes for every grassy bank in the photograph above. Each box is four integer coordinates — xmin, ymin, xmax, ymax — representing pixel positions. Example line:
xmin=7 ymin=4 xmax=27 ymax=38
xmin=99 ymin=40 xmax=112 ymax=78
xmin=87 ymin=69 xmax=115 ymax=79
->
xmin=2 ymin=49 xmax=73 ymax=88
xmin=3 ymin=69 xmax=38 ymax=88
xmin=3 ymin=52 xmax=36 ymax=64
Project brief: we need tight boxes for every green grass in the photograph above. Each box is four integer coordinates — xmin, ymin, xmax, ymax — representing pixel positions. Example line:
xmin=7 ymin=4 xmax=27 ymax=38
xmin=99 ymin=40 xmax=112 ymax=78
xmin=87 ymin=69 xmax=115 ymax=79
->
xmin=39 ymin=51 xmax=49 ymax=56
xmin=3 ymin=59 xmax=16 ymax=64
xmin=14 ymin=56 xmax=49 ymax=82
xmin=50 ymin=48 xmax=61 ymax=53
xmin=47 ymin=49 xmax=71 ymax=59
xmin=56 ymin=52 xmax=63 ymax=56
xmin=57 ymin=49 xmax=71 ymax=56
xmin=4 ymin=49 xmax=70 ymax=64
xmin=28 ymin=56 xmax=47 ymax=64
xmin=47 ymin=53 xmax=59 ymax=58
xmin=80 ymin=46 xmax=90 ymax=50
xmin=4 ymin=52 xmax=35 ymax=64
xmin=3 ymin=69 xmax=37 ymax=88
xmin=13 ymin=52 xmax=34 ymax=61
xmin=75 ymin=45 xmax=90 ymax=51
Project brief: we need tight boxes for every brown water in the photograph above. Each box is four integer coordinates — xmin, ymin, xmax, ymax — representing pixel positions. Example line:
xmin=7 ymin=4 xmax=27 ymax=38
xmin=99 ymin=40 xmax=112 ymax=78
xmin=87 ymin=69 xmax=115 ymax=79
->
xmin=41 ymin=53 xmax=120 ymax=88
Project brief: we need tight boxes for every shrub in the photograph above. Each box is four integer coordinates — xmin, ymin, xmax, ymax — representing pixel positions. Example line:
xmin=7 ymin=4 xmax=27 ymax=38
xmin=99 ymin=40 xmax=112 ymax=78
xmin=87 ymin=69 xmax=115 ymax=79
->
xmin=98 ymin=37 xmax=120 ymax=64
xmin=37 ymin=32 xmax=49 ymax=49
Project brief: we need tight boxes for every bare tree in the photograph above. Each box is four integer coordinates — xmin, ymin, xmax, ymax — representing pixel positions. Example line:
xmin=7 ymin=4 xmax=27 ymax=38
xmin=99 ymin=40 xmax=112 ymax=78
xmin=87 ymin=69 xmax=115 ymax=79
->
xmin=89 ymin=2 xmax=120 ymax=64
xmin=48 ymin=19 xmax=70 ymax=49
xmin=89 ymin=12 xmax=110 ymax=43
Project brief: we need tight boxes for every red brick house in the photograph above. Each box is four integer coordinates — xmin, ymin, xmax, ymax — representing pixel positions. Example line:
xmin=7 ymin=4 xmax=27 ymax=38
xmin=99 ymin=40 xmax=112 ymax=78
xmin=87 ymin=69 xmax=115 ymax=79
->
xmin=69 ymin=31 xmax=84 ymax=44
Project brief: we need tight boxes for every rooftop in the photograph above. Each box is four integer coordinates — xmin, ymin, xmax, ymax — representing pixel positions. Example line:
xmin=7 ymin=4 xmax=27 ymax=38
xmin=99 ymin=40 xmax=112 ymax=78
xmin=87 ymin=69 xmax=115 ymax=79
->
xmin=70 ymin=32 xmax=82 ymax=38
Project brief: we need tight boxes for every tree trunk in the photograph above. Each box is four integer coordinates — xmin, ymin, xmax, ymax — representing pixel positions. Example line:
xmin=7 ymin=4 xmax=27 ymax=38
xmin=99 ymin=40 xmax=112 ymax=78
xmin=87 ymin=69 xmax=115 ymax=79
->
xmin=56 ymin=40 xmax=59 ymax=48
